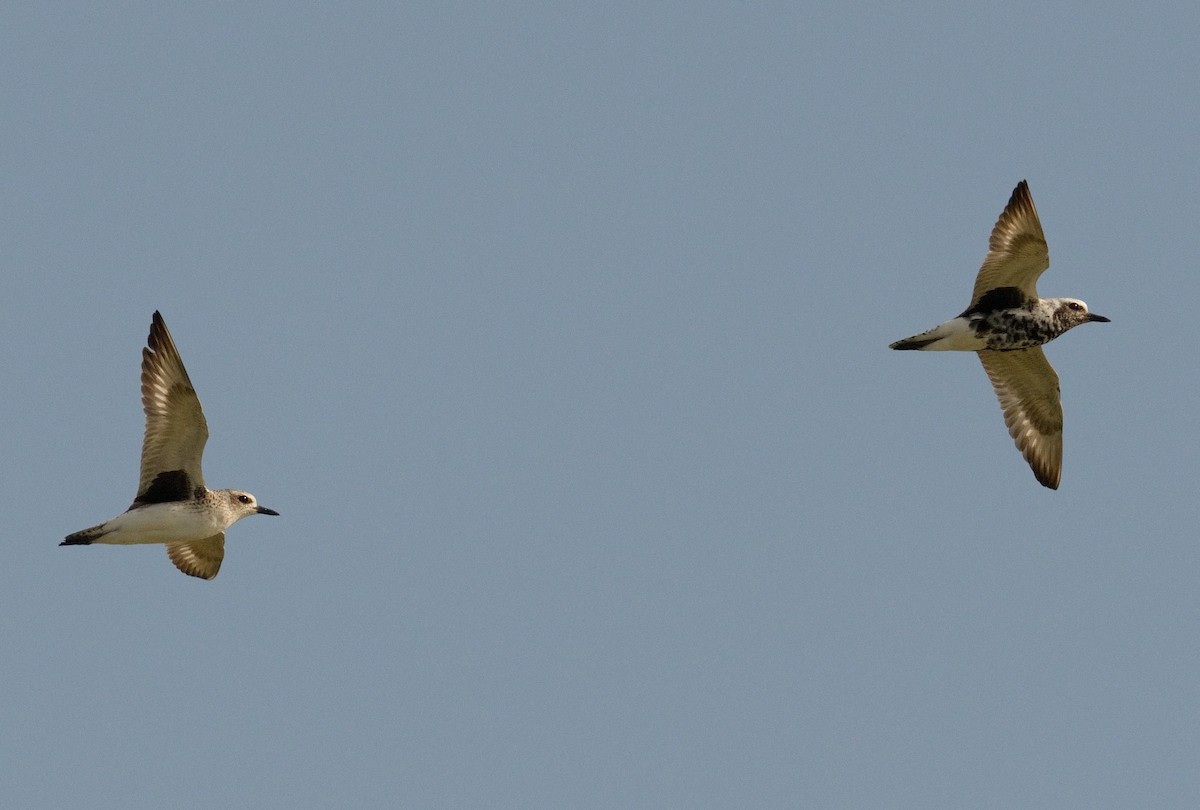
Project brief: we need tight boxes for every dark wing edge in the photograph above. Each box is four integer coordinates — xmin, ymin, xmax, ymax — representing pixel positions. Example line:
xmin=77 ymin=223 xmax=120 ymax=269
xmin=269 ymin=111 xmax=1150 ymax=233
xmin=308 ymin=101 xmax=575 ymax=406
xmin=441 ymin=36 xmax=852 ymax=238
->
xmin=978 ymin=348 xmax=1063 ymax=490
xmin=968 ymin=180 xmax=1051 ymax=309
xmin=137 ymin=312 xmax=210 ymax=495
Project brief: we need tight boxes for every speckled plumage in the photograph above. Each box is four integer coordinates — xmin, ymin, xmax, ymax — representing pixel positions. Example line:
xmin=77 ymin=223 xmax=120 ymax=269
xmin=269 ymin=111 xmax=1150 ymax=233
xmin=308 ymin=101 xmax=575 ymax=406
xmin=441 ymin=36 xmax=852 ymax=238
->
xmin=890 ymin=181 xmax=1109 ymax=489
xmin=62 ymin=312 xmax=278 ymax=579
xmin=963 ymin=293 xmax=1099 ymax=351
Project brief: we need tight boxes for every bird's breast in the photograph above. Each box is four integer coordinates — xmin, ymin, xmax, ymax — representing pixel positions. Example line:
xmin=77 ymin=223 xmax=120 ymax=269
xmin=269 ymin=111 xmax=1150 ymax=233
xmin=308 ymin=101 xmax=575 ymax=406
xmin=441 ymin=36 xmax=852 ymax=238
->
xmin=970 ymin=309 xmax=1060 ymax=350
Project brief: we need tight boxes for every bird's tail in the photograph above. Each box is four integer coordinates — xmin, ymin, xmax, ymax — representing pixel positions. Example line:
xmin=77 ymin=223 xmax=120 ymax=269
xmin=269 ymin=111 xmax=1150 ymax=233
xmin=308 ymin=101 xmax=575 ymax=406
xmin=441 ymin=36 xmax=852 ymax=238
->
xmin=889 ymin=317 xmax=975 ymax=351
xmin=61 ymin=523 xmax=110 ymax=546
xmin=889 ymin=334 xmax=941 ymax=350
xmin=892 ymin=333 xmax=936 ymax=350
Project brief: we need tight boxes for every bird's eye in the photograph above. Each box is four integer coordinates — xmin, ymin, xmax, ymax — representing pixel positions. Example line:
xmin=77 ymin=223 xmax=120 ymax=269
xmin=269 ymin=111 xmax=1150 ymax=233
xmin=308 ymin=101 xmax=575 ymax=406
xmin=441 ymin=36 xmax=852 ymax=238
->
xmin=1069 ymin=302 xmax=1082 ymax=310
xmin=238 ymin=495 xmax=251 ymax=504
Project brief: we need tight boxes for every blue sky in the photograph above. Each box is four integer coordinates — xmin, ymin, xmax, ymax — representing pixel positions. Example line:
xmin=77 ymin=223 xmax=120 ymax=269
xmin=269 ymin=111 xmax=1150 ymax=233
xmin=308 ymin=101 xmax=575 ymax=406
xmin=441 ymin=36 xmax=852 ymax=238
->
xmin=4 ymin=3 xmax=1199 ymax=807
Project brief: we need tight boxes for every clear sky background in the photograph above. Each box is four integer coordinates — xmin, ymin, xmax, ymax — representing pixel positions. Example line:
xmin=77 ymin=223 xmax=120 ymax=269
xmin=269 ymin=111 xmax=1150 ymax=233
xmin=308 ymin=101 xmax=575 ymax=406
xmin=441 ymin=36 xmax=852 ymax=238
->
xmin=3 ymin=3 xmax=1198 ymax=807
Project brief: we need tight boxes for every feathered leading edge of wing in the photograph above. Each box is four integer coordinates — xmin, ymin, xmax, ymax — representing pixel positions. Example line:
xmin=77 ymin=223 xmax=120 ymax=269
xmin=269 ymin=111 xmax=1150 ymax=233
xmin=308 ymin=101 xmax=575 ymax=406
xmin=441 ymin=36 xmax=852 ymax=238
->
xmin=978 ymin=348 xmax=1064 ymax=489
xmin=969 ymin=180 xmax=1050 ymax=309
xmin=138 ymin=312 xmax=210 ymax=498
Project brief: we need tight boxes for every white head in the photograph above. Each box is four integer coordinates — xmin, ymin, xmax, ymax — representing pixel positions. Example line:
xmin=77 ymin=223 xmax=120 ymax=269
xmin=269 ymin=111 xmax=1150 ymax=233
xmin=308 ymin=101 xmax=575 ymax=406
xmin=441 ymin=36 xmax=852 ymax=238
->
xmin=222 ymin=490 xmax=280 ymax=522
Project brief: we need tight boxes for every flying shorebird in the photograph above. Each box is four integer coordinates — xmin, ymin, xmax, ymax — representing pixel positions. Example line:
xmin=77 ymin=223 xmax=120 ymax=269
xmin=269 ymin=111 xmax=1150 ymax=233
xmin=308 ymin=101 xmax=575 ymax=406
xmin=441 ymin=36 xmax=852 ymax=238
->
xmin=62 ymin=311 xmax=278 ymax=578
xmin=890 ymin=180 xmax=1109 ymax=489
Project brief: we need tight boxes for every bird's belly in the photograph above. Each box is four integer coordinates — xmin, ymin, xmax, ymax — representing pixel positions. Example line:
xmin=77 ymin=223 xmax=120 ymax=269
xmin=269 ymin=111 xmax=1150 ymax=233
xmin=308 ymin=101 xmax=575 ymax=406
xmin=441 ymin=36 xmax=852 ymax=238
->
xmin=971 ymin=312 xmax=1056 ymax=350
xmin=95 ymin=502 xmax=225 ymax=545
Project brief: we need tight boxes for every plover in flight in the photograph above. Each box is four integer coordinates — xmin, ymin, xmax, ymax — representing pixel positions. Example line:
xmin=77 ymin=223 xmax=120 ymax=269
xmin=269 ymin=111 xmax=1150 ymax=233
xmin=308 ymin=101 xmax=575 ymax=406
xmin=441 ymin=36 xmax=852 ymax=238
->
xmin=890 ymin=180 xmax=1109 ymax=489
xmin=62 ymin=312 xmax=278 ymax=579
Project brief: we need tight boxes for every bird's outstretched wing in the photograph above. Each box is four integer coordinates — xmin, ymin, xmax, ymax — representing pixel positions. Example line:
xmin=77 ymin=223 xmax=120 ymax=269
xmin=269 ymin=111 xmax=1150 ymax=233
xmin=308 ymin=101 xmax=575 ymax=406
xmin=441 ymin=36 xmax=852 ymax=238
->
xmin=137 ymin=311 xmax=209 ymax=500
xmin=968 ymin=180 xmax=1050 ymax=310
xmin=167 ymin=534 xmax=225 ymax=579
xmin=978 ymin=347 xmax=1063 ymax=489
